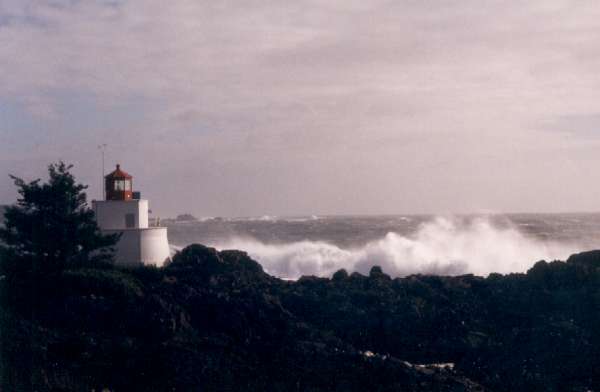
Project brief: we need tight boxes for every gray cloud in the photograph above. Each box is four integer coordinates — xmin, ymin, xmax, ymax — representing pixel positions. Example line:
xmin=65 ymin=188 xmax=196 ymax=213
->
xmin=2 ymin=1 xmax=600 ymax=216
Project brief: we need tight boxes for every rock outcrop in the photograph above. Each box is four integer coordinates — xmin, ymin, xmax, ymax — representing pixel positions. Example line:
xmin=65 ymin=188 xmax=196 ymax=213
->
xmin=3 ymin=246 xmax=600 ymax=391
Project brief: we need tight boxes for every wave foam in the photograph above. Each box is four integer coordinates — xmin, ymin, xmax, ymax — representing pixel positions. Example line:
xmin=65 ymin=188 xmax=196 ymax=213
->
xmin=214 ymin=216 xmax=579 ymax=279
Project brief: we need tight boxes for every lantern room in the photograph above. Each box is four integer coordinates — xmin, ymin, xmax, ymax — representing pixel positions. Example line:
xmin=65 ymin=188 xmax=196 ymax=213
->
xmin=105 ymin=164 xmax=133 ymax=201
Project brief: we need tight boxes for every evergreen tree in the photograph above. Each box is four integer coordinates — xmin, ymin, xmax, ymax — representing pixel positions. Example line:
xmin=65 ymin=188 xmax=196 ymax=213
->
xmin=0 ymin=161 xmax=119 ymax=273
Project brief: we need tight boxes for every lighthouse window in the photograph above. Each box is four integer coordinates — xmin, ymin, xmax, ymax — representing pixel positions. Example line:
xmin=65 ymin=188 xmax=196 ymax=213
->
xmin=114 ymin=180 xmax=126 ymax=191
xmin=125 ymin=180 xmax=132 ymax=191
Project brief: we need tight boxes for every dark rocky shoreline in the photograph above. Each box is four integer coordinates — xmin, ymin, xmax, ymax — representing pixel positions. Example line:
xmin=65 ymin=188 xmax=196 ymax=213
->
xmin=2 ymin=244 xmax=600 ymax=391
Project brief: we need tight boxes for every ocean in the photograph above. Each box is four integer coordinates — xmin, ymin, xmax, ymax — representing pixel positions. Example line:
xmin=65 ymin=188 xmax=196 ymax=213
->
xmin=165 ymin=213 xmax=600 ymax=279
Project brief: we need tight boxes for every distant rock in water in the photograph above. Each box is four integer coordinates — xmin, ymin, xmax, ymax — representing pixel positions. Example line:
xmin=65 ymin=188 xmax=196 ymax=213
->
xmin=2 ymin=243 xmax=600 ymax=391
xmin=175 ymin=213 xmax=198 ymax=222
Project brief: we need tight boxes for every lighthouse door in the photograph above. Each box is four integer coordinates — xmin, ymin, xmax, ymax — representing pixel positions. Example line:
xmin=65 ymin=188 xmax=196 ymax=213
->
xmin=125 ymin=213 xmax=135 ymax=228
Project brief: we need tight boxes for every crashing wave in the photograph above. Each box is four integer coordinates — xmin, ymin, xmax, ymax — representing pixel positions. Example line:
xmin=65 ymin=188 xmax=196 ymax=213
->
xmin=213 ymin=216 xmax=579 ymax=279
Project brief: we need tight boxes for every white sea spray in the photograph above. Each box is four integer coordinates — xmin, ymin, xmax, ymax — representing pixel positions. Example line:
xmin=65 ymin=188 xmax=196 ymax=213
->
xmin=213 ymin=216 xmax=579 ymax=279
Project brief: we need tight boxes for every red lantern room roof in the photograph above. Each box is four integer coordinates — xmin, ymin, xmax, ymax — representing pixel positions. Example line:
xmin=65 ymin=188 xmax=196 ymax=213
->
xmin=105 ymin=164 xmax=132 ymax=179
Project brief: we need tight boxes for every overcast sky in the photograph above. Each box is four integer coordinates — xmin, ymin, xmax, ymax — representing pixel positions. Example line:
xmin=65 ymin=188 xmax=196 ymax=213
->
xmin=2 ymin=1 xmax=600 ymax=217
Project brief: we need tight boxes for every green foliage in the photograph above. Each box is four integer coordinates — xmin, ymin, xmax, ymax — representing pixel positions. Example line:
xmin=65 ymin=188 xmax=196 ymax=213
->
xmin=0 ymin=161 xmax=119 ymax=274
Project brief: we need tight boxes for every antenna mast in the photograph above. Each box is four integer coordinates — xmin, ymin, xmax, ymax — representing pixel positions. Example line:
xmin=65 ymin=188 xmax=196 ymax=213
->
xmin=98 ymin=144 xmax=107 ymax=200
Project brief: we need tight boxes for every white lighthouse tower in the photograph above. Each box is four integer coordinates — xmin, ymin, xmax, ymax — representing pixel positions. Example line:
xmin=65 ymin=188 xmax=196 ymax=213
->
xmin=92 ymin=164 xmax=170 ymax=266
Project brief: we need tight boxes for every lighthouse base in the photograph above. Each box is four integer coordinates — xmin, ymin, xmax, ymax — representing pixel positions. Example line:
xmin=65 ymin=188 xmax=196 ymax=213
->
xmin=102 ymin=227 xmax=171 ymax=267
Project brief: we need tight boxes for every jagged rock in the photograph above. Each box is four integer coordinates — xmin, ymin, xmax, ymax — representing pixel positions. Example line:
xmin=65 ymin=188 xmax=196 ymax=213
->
xmin=369 ymin=265 xmax=391 ymax=280
xmin=332 ymin=268 xmax=349 ymax=281
xmin=567 ymin=249 xmax=600 ymax=268
xmin=3 ymin=244 xmax=600 ymax=391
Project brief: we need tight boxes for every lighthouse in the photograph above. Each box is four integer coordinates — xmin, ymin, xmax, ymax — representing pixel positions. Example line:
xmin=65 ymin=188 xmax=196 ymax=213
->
xmin=92 ymin=164 xmax=170 ymax=266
